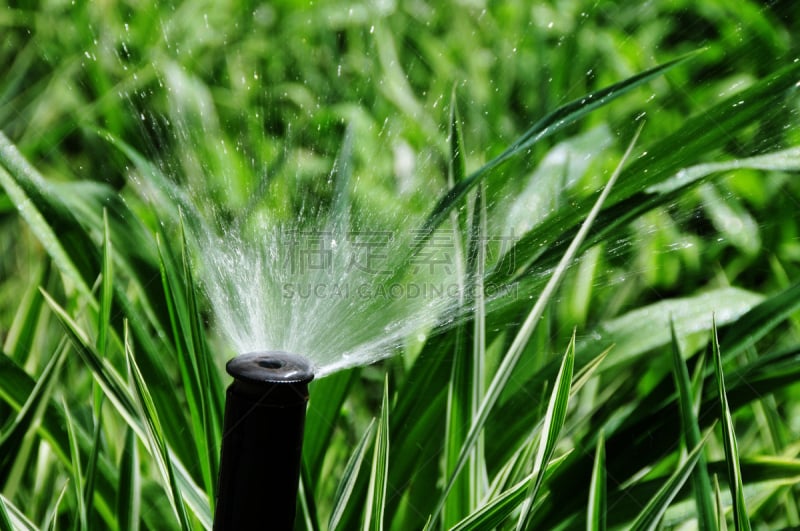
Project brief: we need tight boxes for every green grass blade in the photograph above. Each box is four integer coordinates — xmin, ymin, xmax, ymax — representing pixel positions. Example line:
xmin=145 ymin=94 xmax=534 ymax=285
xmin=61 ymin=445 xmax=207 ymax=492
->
xmin=0 ymin=495 xmax=12 ymax=531
xmin=1 ymin=129 xmax=198 ymax=474
xmin=363 ymin=376 xmax=390 ymax=531
xmin=704 ymin=456 xmax=800 ymax=485
xmin=449 ymin=451 xmax=573 ymax=530
xmin=0 ymin=340 xmax=67 ymax=484
xmin=41 ymin=289 xmax=139 ymax=421
xmin=493 ymin=62 xmax=800 ymax=286
xmin=712 ymin=317 xmax=752 ymax=531
xmin=449 ymin=86 xmax=466 ymax=186
xmin=44 ymin=482 xmax=70 ymax=531
xmin=417 ymin=56 xmax=688 ymax=241
xmin=97 ymin=210 xmax=113 ymax=356
xmin=304 ymin=369 xmax=357 ymax=480
xmin=42 ymin=290 xmax=209 ymax=527
xmin=83 ymin=402 xmax=104 ymax=529
xmin=469 ymin=184 xmax=488 ymax=507
xmin=610 ymin=60 xmax=800 ymax=204
xmin=180 ymin=224 xmax=221 ymax=502
xmin=587 ymin=432 xmax=606 ymax=531
xmin=0 ymin=348 xmax=120 ymax=527
xmin=629 ymin=430 xmax=712 ymax=531
xmin=63 ymin=399 xmax=87 ymax=531
xmin=691 ymin=349 xmax=707 ymax=418
xmin=2 ymin=261 xmax=47 ymax=364
xmin=586 ymin=287 xmax=763 ymax=374
xmin=441 ymin=92 xmax=487 ymax=521
xmin=117 ymin=427 xmax=141 ymax=531
xmin=297 ymin=474 xmax=317 ymax=531
xmin=516 ymin=331 xmax=576 ymax=530
xmin=0 ymin=494 xmax=38 ymax=531
xmin=434 ymin=125 xmax=641 ymax=522
xmin=714 ymin=474 xmax=729 ymax=531
xmin=156 ymin=226 xmax=223 ymax=504
xmin=0 ymin=150 xmax=93 ymax=302
xmin=670 ymin=321 xmax=715 ymax=530
xmin=329 ymin=419 xmax=376 ymax=531
xmin=443 ymin=113 xmax=475 ymax=525
xmin=124 ymin=323 xmax=192 ymax=531
xmin=719 ymin=279 xmax=800 ymax=359
xmin=444 ymin=320 xmax=471 ymax=527
xmin=572 ymin=348 xmax=611 ymax=396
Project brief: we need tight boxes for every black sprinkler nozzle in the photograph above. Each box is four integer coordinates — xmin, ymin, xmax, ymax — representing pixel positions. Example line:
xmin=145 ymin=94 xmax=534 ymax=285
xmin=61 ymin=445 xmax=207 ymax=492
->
xmin=213 ymin=351 xmax=314 ymax=530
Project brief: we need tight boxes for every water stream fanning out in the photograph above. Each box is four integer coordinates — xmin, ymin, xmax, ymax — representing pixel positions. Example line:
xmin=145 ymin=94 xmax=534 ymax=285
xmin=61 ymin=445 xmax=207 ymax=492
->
xmin=194 ymin=207 xmax=470 ymax=377
xmin=139 ymin=125 xmax=493 ymax=378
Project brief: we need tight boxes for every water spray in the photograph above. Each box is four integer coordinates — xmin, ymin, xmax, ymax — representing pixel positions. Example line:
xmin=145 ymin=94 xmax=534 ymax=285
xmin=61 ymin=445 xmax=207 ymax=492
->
xmin=214 ymin=351 xmax=314 ymax=530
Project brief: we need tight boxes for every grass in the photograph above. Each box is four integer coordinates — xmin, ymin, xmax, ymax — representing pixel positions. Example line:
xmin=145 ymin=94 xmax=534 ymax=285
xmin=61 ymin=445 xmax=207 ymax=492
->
xmin=2 ymin=1 xmax=800 ymax=529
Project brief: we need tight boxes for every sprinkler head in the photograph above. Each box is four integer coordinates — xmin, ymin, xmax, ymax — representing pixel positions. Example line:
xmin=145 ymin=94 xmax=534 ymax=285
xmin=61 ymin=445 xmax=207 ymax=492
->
xmin=226 ymin=351 xmax=314 ymax=399
xmin=214 ymin=351 xmax=314 ymax=530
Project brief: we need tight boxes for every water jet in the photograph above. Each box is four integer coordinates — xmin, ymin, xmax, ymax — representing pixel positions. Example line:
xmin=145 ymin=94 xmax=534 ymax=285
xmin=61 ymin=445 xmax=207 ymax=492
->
xmin=214 ymin=351 xmax=314 ymax=530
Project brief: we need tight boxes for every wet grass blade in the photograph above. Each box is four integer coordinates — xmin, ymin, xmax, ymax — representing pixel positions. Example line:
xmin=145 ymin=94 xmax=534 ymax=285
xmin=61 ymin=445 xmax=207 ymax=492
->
xmin=516 ymin=331 xmax=576 ymax=530
xmin=117 ymin=427 xmax=141 ymax=531
xmin=363 ymin=376 xmax=390 ymax=531
xmin=719 ymin=279 xmax=800 ymax=359
xmin=469 ymin=184 xmax=488 ymax=507
xmin=629 ymin=429 xmax=712 ymax=531
xmin=670 ymin=321 xmax=715 ymax=530
xmin=584 ymin=287 xmax=762 ymax=374
xmin=587 ymin=433 xmax=606 ymax=531
xmin=493 ymin=61 xmax=800 ymax=286
xmin=449 ymin=86 xmax=467 ymax=186
xmin=434 ymin=124 xmax=641 ymax=522
xmin=330 ymin=419 xmax=376 ymax=531
xmin=712 ymin=318 xmax=752 ymax=531
xmin=442 ymin=97 xmax=475 ymax=524
xmin=444 ymin=92 xmax=486 ymax=525
xmin=417 ymin=56 xmax=689 ymax=242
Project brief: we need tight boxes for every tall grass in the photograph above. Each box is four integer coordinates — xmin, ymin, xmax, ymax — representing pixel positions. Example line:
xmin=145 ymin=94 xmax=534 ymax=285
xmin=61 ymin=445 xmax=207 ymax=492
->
xmin=2 ymin=1 xmax=800 ymax=529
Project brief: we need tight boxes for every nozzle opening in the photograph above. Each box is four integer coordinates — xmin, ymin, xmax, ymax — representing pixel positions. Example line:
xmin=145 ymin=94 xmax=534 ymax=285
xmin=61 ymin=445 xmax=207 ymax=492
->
xmin=257 ymin=359 xmax=283 ymax=369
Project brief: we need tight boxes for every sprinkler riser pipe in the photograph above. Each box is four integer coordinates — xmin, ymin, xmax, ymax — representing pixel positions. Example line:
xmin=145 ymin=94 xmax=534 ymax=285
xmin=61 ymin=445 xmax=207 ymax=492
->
xmin=213 ymin=352 xmax=314 ymax=530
